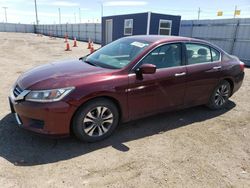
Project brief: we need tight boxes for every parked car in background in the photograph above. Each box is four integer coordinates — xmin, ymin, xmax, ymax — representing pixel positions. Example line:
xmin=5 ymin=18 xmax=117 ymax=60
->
xmin=9 ymin=35 xmax=245 ymax=142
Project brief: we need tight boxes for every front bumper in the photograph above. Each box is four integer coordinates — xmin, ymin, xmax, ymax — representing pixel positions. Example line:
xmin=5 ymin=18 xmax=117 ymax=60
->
xmin=9 ymin=96 xmax=77 ymax=136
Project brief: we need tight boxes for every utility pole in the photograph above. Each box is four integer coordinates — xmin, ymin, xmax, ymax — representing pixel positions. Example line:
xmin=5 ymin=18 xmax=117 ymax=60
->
xmin=198 ymin=7 xmax=201 ymax=20
xmin=234 ymin=5 xmax=237 ymax=18
xmin=34 ymin=0 xmax=39 ymax=24
xmin=2 ymin=7 xmax=8 ymax=23
xmin=79 ymin=8 xmax=81 ymax=23
xmin=101 ymin=2 xmax=104 ymax=18
xmin=58 ymin=8 xmax=61 ymax=24
xmin=74 ymin=12 xmax=76 ymax=23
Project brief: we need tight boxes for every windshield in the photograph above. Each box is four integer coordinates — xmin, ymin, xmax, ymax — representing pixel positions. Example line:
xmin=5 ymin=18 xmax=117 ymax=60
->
xmin=85 ymin=38 xmax=151 ymax=69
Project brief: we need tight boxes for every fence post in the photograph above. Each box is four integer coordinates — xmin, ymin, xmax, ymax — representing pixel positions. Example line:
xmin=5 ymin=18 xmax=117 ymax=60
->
xmin=66 ymin=24 xmax=68 ymax=37
xmin=230 ymin=19 xmax=240 ymax=55
xmin=86 ymin=23 xmax=88 ymax=42
xmin=94 ymin=23 xmax=96 ymax=43
xmin=191 ymin=20 xmax=194 ymax=38
xmin=78 ymin=23 xmax=80 ymax=41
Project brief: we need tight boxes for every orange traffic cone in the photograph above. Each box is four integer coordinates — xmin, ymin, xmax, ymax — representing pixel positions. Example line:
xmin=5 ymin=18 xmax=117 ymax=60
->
xmin=73 ymin=37 xmax=78 ymax=47
xmin=87 ymin=38 xmax=91 ymax=49
xmin=90 ymin=42 xmax=95 ymax=54
xmin=64 ymin=33 xmax=68 ymax=43
xmin=65 ymin=42 xmax=71 ymax=51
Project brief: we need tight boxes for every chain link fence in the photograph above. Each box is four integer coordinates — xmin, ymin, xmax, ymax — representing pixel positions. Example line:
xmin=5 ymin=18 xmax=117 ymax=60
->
xmin=0 ymin=23 xmax=34 ymax=33
xmin=180 ymin=18 xmax=250 ymax=66
xmin=1 ymin=19 xmax=250 ymax=65
xmin=35 ymin=23 xmax=101 ymax=44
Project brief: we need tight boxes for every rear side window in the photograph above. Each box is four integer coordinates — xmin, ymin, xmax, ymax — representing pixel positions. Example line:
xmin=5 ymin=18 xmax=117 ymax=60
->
xmin=186 ymin=43 xmax=212 ymax=65
xmin=211 ymin=48 xmax=220 ymax=61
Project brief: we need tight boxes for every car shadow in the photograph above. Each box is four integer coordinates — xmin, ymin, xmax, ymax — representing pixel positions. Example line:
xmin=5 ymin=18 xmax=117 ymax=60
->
xmin=0 ymin=101 xmax=236 ymax=166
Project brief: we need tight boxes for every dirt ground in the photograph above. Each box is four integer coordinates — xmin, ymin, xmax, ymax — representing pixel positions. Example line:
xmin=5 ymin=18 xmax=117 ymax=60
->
xmin=0 ymin=32 xmax=249 ymax=188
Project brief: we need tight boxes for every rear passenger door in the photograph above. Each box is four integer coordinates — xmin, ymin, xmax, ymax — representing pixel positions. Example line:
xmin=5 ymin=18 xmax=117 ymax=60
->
xmin=184 ymin=43 xmax=222 ymax=106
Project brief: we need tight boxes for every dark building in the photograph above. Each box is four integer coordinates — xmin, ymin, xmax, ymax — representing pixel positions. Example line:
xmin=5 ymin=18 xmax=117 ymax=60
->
xmin=102 ymin=12 xmax=181 ymax=45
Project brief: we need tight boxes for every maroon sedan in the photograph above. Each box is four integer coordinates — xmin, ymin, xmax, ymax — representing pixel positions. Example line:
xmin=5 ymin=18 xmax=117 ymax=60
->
xmin=9 ymin=36 xmax=245 ymax=142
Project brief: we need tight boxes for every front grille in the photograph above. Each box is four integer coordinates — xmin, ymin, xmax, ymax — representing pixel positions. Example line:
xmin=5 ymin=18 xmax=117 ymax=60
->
xmin=13 ymin=85 xmax=23 ymax=97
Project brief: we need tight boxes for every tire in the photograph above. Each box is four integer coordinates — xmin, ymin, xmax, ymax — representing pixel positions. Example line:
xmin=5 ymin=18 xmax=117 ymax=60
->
xmin=207 ymin=80 xmax=231 ymax=110
xmin=72 ymin=98 xmax=119 ymax=142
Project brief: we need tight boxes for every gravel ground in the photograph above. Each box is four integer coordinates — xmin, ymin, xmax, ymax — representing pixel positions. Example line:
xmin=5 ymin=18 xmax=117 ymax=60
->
xmin=0 ymin=33 xmax=249 ymax=188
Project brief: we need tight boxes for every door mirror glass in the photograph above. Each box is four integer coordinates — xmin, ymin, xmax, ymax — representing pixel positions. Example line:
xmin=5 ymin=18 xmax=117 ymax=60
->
xmin=138 ymin=64 xmax=156 ymax=74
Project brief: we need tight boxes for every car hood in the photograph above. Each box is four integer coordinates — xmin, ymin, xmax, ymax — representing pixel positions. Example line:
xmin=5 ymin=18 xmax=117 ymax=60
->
xmin=17 ymin=60 xmax=112 ymax=90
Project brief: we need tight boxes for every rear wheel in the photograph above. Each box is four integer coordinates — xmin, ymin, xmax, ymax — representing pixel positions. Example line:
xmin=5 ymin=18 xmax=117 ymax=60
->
xmin=207 ymin=80 xmax=231 ymax=110
xmin=72 ymin=99 xmax=119 ymax=142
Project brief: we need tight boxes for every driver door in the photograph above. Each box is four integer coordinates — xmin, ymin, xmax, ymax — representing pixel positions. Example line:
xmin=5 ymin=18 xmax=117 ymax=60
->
xmin=127 ymin=43 xmax=187 ymax=120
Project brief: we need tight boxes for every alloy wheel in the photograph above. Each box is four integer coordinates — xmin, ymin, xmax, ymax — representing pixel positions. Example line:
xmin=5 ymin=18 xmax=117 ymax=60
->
xmin=214 ymin=84 xmax=230 ymax=106
xmin=82 ymin=106 xmax=114 ymax=137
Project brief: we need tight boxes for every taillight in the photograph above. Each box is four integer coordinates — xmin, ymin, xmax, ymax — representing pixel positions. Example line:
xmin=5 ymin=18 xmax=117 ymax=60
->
xmin=240 ymin=61 xmax=245 ymax=72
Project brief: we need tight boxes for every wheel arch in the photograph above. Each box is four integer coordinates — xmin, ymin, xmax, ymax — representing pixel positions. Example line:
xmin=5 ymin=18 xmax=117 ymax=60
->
xmin=69 ymin=96 xmax=123 ymax=135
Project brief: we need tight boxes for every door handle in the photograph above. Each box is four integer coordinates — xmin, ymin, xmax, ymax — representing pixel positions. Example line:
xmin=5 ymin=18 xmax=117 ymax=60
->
xmin=212 ymin=66 xmax=222 ymax=70
xmin=175 ymin=72 xmax=186 ymax=77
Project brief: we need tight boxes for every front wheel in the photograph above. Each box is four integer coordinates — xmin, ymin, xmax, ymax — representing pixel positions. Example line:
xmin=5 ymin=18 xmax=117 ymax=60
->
xmin=207 ymin=80 xmax=231 ymax=110
xmin=72 ymin=99 xmax=119 ymax=142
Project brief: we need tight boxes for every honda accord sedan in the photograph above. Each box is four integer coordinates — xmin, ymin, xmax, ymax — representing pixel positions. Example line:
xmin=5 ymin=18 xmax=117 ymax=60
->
xmin=9 ymin=35 xmax=245 ymax=142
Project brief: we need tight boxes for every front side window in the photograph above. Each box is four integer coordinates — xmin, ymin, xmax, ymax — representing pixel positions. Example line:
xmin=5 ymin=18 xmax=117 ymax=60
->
xmin=86 ymin=38 xmax=151 ymax=69
xmin=158 ymin=20 xmax=172 ymax=36
xmin=140 ymin=43 xmax=182 ymax=69
xmin=186 ymin=43 xmax=212 ymax=65
xmin=124 ymin=19 xmax=133 ymax=35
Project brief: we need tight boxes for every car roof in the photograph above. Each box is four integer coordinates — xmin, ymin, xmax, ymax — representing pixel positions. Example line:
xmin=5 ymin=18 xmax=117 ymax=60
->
xmin=125 ymin=35 xmax=205 ymax=44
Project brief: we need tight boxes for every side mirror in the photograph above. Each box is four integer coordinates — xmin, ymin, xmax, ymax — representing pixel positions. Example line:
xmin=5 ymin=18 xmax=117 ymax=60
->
xmin=138 ymin=64 xmax=156 ymax=74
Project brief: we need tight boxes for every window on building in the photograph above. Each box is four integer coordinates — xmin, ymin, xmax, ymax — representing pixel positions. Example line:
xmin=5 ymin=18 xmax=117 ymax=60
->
xmin=158 ymin=20 xmax=172 ymax=35
xmin=124 ymin=19 xmax=133 ymax=35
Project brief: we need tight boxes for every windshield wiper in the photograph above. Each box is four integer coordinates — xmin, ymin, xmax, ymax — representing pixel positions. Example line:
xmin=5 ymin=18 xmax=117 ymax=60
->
xmin=84 ymin=60 xmax=97 ymax=67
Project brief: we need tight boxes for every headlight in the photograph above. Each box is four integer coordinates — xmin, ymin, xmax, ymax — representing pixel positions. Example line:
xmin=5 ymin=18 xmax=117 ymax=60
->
xmin=25 ymin=87 xmax=75 ymax=102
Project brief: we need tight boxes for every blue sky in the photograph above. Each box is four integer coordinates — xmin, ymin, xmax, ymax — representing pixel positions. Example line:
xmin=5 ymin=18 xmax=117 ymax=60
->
xmin=0 ymin=0 xmax=250 ymax=24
